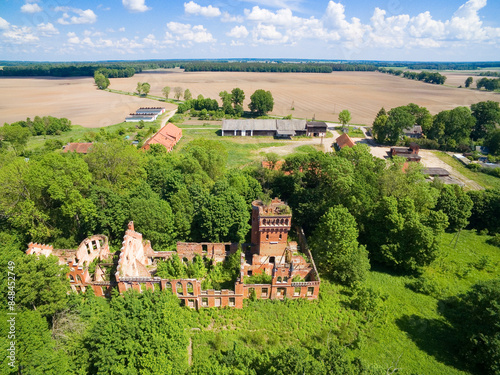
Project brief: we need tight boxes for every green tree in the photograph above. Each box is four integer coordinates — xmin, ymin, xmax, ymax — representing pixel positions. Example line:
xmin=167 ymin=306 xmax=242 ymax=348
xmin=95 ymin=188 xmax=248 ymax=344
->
xmin=468 ymin=189 xmax=500 ymax=234
xmin=338 ymin=110 xmax=352 ymax=132
xmin=450 ymin=279 xmax=500 ymax=375
xmin=0 ymin=124 xmax=31 ymax=154
xmin=386 ymin=106 xmax=415 ymax=145
xmin=86 ymin=290 xmax=189 ymax=375
xmin=183 ymin=139 xmax=228 ymax=181
xmin=430 ymin=107 xmax=475 ymax=149
xmin=85 ymin=140 xmax=146 ymax=192
xmin=471 ymin=100 xmax=500 ymax=140
xmin=15 ymin=254 xmax=70 ymax=317
xmin=231 ymin=87 xmax=245 ymax=110
xmin=310 ymin=205 xmax=370 ymax=286
xmin=184 ymin=88 xmax=192 ymax=101
xmin=156 ymin=253 xmax=187 ymax=278
xmin=372 ymin=114 xmax=388 ymax=144
xmin=162 ymin=86 xmax=171 ymax=100
xmin=249 ymin=89 xmax=274 ymax=115
xmin=93 ymin=71 xmax=109 ymax=90
xmin=435 ymin=184 xmax=473 ymax=232
xmin=367 ymin=196 xmax=448 ymax=271
xmin=219 ymin=90 xmax=233 ymax=114
xmin=136 ymin=81 xmax=143 ymax=95
xmin=404 ymin=103 xmax=433 ymax=134
xmin=485 ymin=128 xmax=500 ymax=156
xmin=174 ymin=86 xmax=183 ymax=100
xmin=0 ymin=310 xmax=71 ymax=374
xmin=465 ymin=77 xmax=473 ymax=88
xmin=141 ymin=82 xmax=151 ymax=96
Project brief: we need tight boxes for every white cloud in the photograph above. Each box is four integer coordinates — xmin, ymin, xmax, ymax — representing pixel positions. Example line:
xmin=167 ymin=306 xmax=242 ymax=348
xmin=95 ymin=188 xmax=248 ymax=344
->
xmin=167 ymin=22 xmax=216 ymax=43
xmin=37 ymin=23 xmax=59 ymax=36
xmin=0 ymin=17 xmax=10 ymax=30
xmin=3 ymin=26 xmax=39 ymax=44
xmin=21 ymin=3 xmax=43 ymax=13
xmin=252 ymin=23 xmax=288 ymax=44
xmin=55 ymin=7 xmax=97 ymax=25
xmin=221 ymin=12 xmax=244 ymax=23
xmin=227 ymin=25 xmax=249 ymax=38
xmin=67 ymin=32 xmax=80 ymax=44
xmin=122 ymin=0 xmax=150 ymax=13
xmin=184 ymin=1 xmax=221 ymax=17
xmin=119 ymin=27 xmax=126 ymax=32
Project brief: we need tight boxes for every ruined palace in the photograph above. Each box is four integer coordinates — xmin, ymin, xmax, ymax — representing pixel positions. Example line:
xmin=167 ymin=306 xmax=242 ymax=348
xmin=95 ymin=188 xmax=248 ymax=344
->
xmin=26 ymin=198 xmax=320 ymax=309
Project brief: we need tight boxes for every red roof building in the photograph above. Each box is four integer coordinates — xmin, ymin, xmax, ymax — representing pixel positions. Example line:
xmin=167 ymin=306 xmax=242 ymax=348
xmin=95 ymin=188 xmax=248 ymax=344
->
xmin=63 ymin=142 xmax=93 ymax=154
xmin=142 ymin=123 xmax=182 ymax=152
xmin=335 ymin=133 xmax=355 ymax=149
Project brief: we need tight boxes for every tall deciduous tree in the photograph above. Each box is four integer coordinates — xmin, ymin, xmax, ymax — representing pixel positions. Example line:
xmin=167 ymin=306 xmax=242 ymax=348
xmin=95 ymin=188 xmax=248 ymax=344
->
xmin=310 ymin=205 xmax=370 ymax=286
xmin=16 ymin=254 xmax=70 ymax=317
xmin=471 ymin=101 xmax=500 ymax=140
xmin=386 ymin=106 xmax=415 ymax=145
xmin=219 ymin=90 xmax=233 ymax=114
xmin=93 ymin=72 xmax=109 ymax=90
xmin=231 ymin=87 xmax=245 ymax=109
xmin=465 ymin=77 xmax=473 ymax=88
xmin=162 ymin=86 xmax=171 ymax=99
xmin=249 ymin=89 xmax=274 ymax=115
xmin=141 ymin=82 xmax=151 ymax=96
xmin=435 ymin=184 xmax=473 ymax=232
xmin=135 ymin=82 xmax=143 ymax=95
xmin=338 ymin=110 xmax=352 ymax=132
xmin=0 ymin=124 xmax=31 ymax=154
xmin=174 ymin=86 xmax=183 ymax=100
xmin=184 ymin=89 xmax=192 ymax=101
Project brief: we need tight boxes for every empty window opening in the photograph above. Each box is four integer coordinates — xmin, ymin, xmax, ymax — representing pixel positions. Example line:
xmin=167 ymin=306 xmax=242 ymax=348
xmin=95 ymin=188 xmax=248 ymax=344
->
xmin=266 ymin=233 xmax=269 ymax=240
xmin=269 ymin=256 xmax=275 ymax=264
xmin=166 ymin=282 xmax=172 ymax=292
xmin=202 ymin=298 xmax=208 ymax=307
xmin=307 ymin=287 xmax=314 ymax=296
xmin=225 ymin=244 xmax=231 ymax=252
xmin=247 ymin=270 xmax=253 ymax=276
xmin=279 ymin=233 xmax=282 ymax=240
xmin=215 ymin=298 xmax=221 ymax=307
xmin=277 ymin=288 xmax=286 ymax=297
xmin=69 ymin=275 xmax=75 ymax=283
xmin=294 ymin=287 xmax=301 ymax=296
xmin=187 ymin=282 xmax=194 ymax=295
xmin=229 ymin=297 xmax=235 ymax=307
xmin=202 ymin=244 xmax=208 ymax=252
xmin=176 ymin=282 xmax=183 ymax=294
xmin=277 ymin=276 xmax=282 ymax=283
xmin=261 ymin=288 xmax=269 ymax=297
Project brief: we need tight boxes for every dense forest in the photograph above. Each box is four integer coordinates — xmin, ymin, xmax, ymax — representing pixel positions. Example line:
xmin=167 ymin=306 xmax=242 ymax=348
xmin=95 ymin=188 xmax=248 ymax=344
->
xmin=0 ymin=119 xmax=499 ymax=374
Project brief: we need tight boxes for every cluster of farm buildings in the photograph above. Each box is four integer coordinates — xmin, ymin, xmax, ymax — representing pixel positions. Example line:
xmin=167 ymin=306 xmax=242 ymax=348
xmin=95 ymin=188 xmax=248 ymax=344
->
xmin=27 ymin=198 xmax=320 ymax=309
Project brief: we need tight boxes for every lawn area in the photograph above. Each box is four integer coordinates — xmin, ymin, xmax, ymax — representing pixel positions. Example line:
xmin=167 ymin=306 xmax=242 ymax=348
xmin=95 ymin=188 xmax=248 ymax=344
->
xmin=188 ymin=229 xmax=499 ymax=374
xmin=356 ymin=230 xmax=500 ymax=374
xmin=432 ymin=151 xmax=500 ymax=190
xmin=335 ymin=126 xmax=365 ymax=138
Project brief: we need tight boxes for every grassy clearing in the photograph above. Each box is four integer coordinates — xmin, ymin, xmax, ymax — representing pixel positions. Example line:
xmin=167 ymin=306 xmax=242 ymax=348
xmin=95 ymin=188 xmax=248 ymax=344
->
xmin=105 ymin=88 xmax=182 ymax=104
xmin=432 ymin=151 xmax=500 ymax=190
xmin=335 ymin=126 xmax=365 ymax=138
xmin=356 ymin=230 xmax=500 ymax=374
xmin=188 ymin=230 xmax=498 ymax=374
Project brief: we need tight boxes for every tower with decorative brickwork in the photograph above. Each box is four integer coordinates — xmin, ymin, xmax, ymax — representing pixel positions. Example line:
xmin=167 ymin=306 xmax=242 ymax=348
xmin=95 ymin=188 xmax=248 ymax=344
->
xmin=251 ymin=198 xmax=292 ymax=258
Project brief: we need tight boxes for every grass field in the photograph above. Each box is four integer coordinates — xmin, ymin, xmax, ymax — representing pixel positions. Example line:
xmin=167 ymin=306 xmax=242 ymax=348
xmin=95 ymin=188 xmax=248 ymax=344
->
xmin=335 ymin=126 xmax=365 ymax=138
xmin=189 ymin=230 xmax=500 ymax=374
xmin=432 ymin=151 xmax=500 ymax=190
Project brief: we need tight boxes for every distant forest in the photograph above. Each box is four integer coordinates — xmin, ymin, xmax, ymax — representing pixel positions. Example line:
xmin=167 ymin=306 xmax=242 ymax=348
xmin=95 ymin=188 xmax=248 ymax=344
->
xmin=1 ymin=60 xmax=498 ymax=77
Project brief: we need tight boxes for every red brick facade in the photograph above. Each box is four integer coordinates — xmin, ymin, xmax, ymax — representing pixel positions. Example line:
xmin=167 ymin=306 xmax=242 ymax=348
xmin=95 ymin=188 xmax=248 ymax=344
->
xmin=26 ymin=199 xmax=320 ymax=308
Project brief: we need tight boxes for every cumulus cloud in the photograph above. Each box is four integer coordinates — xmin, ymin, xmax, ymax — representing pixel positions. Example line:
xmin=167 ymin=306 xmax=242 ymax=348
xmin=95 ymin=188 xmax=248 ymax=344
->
xmin=21 ymin=3 xmax=43 ymax=13
xmin=184 ymin=1 xmax=221 ymax=17
xmin=166 ymin=22 xmax=216 ymax=43
xmin=37 ymin=23 xmax=59 ymax=36
xmin=0 ymin=17 xmax=10 ymax=30
xmin=55 ymin=7 xmax=97 ymax=25
xmin=122 ymin=0 xmax=150 ymax=13
xmin=227 ymin=25 xmax=249 ymax=38
xmin=3 ymin=26 xmax=39 ymax=44
xmin=67 ymin=32 xmax=80 ymax=44
xmin=221 ymin=12 xmax=244 ymax=23
xmin=252 ymin=23 xmax=288 ymax=44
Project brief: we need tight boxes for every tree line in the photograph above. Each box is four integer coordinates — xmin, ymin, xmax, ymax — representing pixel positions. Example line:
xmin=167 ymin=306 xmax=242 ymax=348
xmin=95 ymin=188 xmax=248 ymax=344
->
xmin=371 ymin=101 xmax=500 ymax=154
xmin=180 ymin=62 xmax=378 ymax=73
xmin=378 ymin=68 xmax=447 ymax=84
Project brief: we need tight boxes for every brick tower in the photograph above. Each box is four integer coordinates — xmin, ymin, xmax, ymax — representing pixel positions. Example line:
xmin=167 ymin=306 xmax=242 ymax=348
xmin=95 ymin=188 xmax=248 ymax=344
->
xmin=251 ymin=198 xmax=292 ymax=257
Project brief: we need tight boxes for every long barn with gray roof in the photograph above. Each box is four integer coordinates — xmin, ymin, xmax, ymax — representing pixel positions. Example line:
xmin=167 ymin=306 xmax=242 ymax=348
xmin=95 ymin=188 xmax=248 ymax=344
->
xmin=222 ymin=119 xmax=327 ymax=138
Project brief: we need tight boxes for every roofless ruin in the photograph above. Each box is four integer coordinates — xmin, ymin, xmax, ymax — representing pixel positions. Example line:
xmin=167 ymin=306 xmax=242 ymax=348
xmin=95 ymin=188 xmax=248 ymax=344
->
xmin=27 ymin=198 xmax=320 ymax=309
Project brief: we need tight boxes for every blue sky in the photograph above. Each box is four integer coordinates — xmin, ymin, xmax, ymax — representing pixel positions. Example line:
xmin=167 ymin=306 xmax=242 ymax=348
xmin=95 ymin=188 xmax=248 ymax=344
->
xmin=1 ymin=0 xmax=499 ymax=61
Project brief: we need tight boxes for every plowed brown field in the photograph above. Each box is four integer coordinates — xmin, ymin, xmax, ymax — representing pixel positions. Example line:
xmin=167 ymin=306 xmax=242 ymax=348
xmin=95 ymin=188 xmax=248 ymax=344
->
xmin=1 ymin=70 xmax=498 ymax=127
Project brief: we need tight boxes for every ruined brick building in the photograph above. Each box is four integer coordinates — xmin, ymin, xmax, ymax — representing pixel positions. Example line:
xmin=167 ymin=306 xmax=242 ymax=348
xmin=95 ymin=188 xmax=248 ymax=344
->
xmin=27 ymin=198 xmax=320 ymax=309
